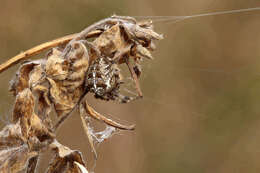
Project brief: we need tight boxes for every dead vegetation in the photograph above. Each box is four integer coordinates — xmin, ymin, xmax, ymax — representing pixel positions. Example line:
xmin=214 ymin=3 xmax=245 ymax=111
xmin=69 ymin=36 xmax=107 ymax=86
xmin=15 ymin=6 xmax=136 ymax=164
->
xmin=0 ymin=15 xmax=162 ymax=172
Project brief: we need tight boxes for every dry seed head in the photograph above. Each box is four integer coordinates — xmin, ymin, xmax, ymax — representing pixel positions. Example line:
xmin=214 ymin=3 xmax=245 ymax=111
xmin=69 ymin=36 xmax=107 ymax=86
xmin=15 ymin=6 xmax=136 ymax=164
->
xmin=0 ymin=15 xmax=162 ymax=172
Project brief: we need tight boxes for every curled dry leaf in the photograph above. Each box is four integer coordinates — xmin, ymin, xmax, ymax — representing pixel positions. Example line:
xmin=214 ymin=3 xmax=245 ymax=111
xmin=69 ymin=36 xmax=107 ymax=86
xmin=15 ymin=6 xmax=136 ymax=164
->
xmin=45 ymin=48 xmax=68 ymax=81
xmin=0 ymin=144 xmax=38 ymax=173
xmin=0 ymin=121 xmax=38 ymax=173
xmin=47 ymin=140 xmax=87 ymax=173
xmin=29 ymin=63 xmax=46 ymax=89
xmin=33 ymin=84 xmax=52 ymax=129
xmin=92 ymin=24 xmax=128 ymax=59
xmin=9 ymin=61 xmax=41 ymax=96
xmin=12 ymin=88 xmax=54 ymax=141
xmin=74 ymin=162 xmax=89 ymax=173
xmin=12 ymin=88 xmax=35 ymax=122
xmin=0 ymin=122 xmax=24 ymax=149
xmin=47 ymin=77 xmax=75 ymax=117
xmin=26 ymin=156 xmax=39 ymax=173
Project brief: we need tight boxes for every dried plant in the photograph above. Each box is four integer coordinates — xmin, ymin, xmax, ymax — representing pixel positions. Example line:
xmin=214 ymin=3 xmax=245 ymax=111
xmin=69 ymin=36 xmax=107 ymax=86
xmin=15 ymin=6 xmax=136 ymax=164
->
xmin=0 ymin=15 xmax=162 ymax=172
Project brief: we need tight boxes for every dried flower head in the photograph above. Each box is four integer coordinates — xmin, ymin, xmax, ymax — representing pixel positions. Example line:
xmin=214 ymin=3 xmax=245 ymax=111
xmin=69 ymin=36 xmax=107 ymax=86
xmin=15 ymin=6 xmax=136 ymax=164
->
xmin=0 ymin=15 xmax=162 ymax=172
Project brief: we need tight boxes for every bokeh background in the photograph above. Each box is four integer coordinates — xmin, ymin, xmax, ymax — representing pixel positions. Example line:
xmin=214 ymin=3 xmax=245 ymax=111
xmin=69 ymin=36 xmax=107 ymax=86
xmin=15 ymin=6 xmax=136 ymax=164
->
xmin=1 ymin=0 xmax=260 ymax=172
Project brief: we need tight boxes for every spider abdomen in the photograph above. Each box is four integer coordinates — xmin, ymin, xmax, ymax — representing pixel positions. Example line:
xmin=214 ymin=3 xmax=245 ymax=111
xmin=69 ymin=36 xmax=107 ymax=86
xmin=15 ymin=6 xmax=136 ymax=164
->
xmin=86 ymin=57 xmax=121 ymax=101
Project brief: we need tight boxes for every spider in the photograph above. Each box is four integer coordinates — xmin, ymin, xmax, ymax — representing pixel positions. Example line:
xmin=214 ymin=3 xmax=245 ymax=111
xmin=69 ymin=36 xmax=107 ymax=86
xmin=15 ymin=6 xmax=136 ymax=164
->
xmin=86 ymin=56 xmax=138 ymax=103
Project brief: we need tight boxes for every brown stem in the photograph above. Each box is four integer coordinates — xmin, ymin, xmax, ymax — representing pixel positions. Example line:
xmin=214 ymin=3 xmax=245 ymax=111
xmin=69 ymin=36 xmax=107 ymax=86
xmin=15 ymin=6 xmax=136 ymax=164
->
xmin=0 ymin=30 xmax=103 ymax=74
xmin=0 ymin=34 xmax=76 ymax=73
xmin=84 ymin=101 xmax=135 ymax=130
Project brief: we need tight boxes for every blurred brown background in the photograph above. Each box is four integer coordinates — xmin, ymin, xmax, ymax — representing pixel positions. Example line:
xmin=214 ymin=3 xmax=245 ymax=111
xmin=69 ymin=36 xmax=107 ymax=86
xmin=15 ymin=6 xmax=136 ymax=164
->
xmin=1 ymin=0 xmax=260 ymax=172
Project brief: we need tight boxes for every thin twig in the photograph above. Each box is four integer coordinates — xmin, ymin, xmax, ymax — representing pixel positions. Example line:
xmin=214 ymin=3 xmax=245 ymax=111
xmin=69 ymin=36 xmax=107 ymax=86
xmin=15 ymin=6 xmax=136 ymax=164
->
xmin=0 ymin=30 xmax=103 ymax=74
xmin=0 ymin=34 xmax=76 ymax=73
xmin=85 ymin=102 xmax=135 ymax=130
xmin=0 ymin=16 xmax=136 ymax=74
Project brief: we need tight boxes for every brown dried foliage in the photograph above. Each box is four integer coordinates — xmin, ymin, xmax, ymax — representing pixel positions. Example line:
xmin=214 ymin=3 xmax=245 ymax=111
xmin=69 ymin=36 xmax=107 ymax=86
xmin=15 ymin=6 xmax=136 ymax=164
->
xmin=0 ymin=15 xmax=162 ymax=172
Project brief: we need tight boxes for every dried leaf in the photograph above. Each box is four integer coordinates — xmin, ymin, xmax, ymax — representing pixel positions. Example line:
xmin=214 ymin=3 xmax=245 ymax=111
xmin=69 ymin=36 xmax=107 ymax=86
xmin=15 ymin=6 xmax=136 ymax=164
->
xmin=0 ymin=121 xmax=38 ymax=172
xmin=93 ymin=24 xmax=128 ymax=58
xmin=61 ymin=41 xmax=89 ymax=92
xmin=12 ymin=89 xmax=35 ymax=138
xmin=47 ymin=78 xmax=75 ymax=117
xmin=135 ymin=44 xmax=153 ymax=59
xmin=47 ymin=140 xmax=87 ymax=173
xmin=29 ymin=113 xmax=55 ymax=141
xmin=0 ymin=144 xmax=38 ymax=173
xmin=33 ymin=85 xmax=52 ymax=129
xmin=29 ymin=63 xmax=45 ymax=89
xmin=74 ymin=162 xmax=89 ymax=173
xmin=10 ymin=61 xmax=41 ymax=96
xmin=12 ymin=88 xmax=35 ymax=123
xmin=46 ymin=41 xmax=89 ymax=117
xmin=134 ymin=24 xmax=163 ymax=40
xmin=12 ymin=88 xmax=54 ymax=141
xmin=0 ymin=121 xmax=24 ymax=149
xmin=45 ymin=48 xmax=68 ymax=81
xmin=26 ymin=155 xmax=39 ymax=173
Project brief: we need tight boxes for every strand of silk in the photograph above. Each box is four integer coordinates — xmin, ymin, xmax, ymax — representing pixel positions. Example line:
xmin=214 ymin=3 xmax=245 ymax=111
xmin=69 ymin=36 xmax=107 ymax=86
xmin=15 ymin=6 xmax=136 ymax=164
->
xmin=133 ymin=7 xmax=260 ymax=24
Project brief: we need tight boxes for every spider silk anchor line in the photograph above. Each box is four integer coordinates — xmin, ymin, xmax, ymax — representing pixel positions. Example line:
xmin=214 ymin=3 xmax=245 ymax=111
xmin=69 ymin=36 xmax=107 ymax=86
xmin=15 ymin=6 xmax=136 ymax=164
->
xmin=133 ymin=7 xmax=260 ymax=24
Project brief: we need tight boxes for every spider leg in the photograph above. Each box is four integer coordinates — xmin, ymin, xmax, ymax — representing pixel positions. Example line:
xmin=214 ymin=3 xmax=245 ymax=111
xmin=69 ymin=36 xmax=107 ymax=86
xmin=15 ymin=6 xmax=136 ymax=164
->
xmin=117 ymin=95 xmax=137 ymax=103
xmin=125 ymin=58 xmax=143 ymax=98
xmin=116 ymin=92 xmax=141 ymax=103
xmin=83 ymin=100 xmax=135 ymax=130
